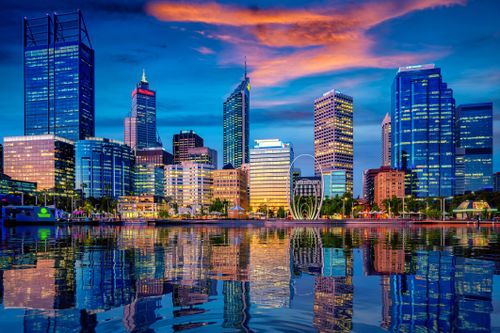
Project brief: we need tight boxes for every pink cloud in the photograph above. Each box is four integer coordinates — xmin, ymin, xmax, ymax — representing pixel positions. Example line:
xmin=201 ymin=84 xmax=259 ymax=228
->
xmin=194 ymin=46 xmax=215 ymax=55
xmin=146 ymin=0 xmax=466 ymax=86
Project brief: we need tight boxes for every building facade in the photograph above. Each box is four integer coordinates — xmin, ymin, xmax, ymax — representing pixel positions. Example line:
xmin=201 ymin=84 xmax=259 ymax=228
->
xmin=173 ymin=130 xmax=203 ymax=164
xmin=223 ymin=72 xmax=250 ymax=169
xmin=0 ymin=174 xmax=37 ymax=195
xmin=314 ymin=90 xmax=353 ymax=193
xmin=181 ymin=162 xmax=214 ymax=211
xmin=136 ymin=147 xmax=173 ymax=166
xmin=24 ymin=11 xmax=95 ymax=142
xmin=374 ymin=168 xmax=405 ymax=209
xmin=493 ymin=172 xmax=500 ymax=192
xmin=295 ymin=177 xmax=322 ymax=199
xmin=188 ymin=147 xmax=218 ymax=169
xmin=392 ymin=64 xmax=455 ymax=197
xmin=382 ymin=113 xmax=391 ymax=167
xmin=117 ymin=195 xmax=167 ymax=219
xmin=456 ymin=103 xmax=493 ymax=192
xmin=323 ymin=170 xmax=347 ymax=199
xmin=212 ymin=166 xmax=249 ymax=210
xmin=75 ymin=138 xmax=135 ymax=199
xmin=124 ymin=70 xmax=159 ymax=150
xmin=134 ymin=164 xmax=164 ymax=197
xmin=249 ymin=139 xmax=293 ymax=213
xmin=0 ymin=143 xmax=3 ymax=174
xmin=164 ymin=164 xmax=184 ymax=207
xmin=3 ymin=135 xmax=74 ymax=191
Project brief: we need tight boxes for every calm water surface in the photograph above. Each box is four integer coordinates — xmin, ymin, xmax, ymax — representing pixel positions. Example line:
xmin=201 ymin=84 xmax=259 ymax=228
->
xmin=0 ymin=224 xmax=499 ymax=332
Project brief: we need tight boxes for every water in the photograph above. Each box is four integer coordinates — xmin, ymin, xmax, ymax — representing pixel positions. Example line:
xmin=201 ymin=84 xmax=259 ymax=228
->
xmin=0 ymin=224 xmax=499 ymax=332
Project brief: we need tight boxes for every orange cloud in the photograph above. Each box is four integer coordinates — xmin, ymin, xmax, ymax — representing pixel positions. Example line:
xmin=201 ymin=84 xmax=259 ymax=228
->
xmin=146 ymin=0 xmax=465 ymax=86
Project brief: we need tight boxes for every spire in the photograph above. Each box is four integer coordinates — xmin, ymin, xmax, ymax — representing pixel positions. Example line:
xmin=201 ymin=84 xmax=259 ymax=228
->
xmin=141 ymin=68 xmax=148 ymax=83
xmin=244 ymin=56 xmax=247 ymax=79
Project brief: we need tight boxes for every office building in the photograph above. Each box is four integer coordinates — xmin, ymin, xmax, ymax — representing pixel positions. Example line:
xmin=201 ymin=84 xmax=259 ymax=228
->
xmin=212 ymin=164 xmax=249 ymax=210
xmin=294 ymin=176 xmax=322 ymax=198
xmin=173 ymin=130 xmax=203 ymax=164
xmin=124 ymin=70 xmax=159 ymax=150
xmin=164 ymin=164 xmax=184 ymax=207
xmin=223 ymin=68 xmax=250 ymax=169
xmin=362 ymin=168 xmax=380 ymax=204
xmin=373 ymin=168 xmax=405 ymax=208
xmin=382 ymin=113 xmax=391 ymax=167
xmin=0 ymin=143 xmax=3 ymax=174
xmin=181 ymin=161 xmax=214 ymax=211
xmin=456 ymin=103 xmax=493 ymax=192
xmin=324 ymin=170 xmax=347 ymax=198
xmin=455 ymin=147 xmax=465 ymax=195
xmin=0 ymin=174 xmax=37 ymax=195
xmin=392 ymin=64 xmax=455 ymax=197
xmin=249 ymin=139 xmax=293 ymax=213
xmin=494 ymin=172 xmax=500 ymax=192
xmin=314 ymin=89 xmax=353 ymax=193
xmin=3 ymin=135 xmax=74 ymax=191
xmin=75 ymin=138 xmax=135 ymax=199
xmin=188 ymin=146 xmax=218 ymax=169
xmin=136 ymin=147 xmax=173 ymax=166
xmin=134 ymin=164 xmax=164 ymax=197
xmin=24 ymin=11 xmax=94 ymax=142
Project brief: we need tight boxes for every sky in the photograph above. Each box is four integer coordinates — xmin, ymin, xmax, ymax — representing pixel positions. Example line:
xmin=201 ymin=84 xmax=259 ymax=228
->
xmin=0 ymin=0 xmax=499 ymax=196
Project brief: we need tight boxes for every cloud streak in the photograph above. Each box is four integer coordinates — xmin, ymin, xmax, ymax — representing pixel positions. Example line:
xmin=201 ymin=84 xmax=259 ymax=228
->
xmin=146 ymin=0 xmax=465 ymax=86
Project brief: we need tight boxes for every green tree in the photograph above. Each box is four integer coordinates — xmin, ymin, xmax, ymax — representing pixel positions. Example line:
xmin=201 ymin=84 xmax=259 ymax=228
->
xmin=277 ymin=206 xmax=286 ymax=218
xmin=209 ymin=198 xmax=224 ymax=213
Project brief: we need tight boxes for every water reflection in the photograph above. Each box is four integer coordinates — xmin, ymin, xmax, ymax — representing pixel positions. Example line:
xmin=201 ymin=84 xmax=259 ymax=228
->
xmin=0 ymin=225 xmax=498 ymax=332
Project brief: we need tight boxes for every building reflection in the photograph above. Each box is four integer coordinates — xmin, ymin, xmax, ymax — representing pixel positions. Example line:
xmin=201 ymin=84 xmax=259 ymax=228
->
xmin=0 ymin=226 xmax=497 ymax=332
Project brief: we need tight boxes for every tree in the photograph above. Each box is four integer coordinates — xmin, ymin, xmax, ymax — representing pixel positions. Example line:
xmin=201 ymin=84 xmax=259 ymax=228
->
xmin=277 ymin=206 xmax=286 ymax=218
xmin=159 ymin=210 xmax=169 ymax=219
xmin=209 ymin=198 xmax=224 ymax=213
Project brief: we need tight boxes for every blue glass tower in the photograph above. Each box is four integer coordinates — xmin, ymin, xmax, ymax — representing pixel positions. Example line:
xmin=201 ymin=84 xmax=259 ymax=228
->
xmin=456 ymin=103 xmax=493 ymax=192
xmin=392 ymin=64 xmax=455 ymax=197
xmin=75 ymin=138 xmax=135 ymax=198
xmin=124 ymin=70 xmax=159 ymax=150
xmin=223 ymin=66 xmax=250 ymax=168
xmin=24 ymin=11 xmax=95 ymax=142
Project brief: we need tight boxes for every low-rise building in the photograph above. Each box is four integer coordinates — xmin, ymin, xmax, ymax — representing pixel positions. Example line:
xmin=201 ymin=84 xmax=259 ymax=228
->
xmin=374 ymin=168 xmax=405 ymax=208
xmin=323 ymin=170 xmax=347 ymax=198
xmin=212 ymin=164 xmax=248 ymax=210
xmin=0 ymin=173 xmax=37 ymax=195
xmin=117 ymin=195 xmax=168 ymax=219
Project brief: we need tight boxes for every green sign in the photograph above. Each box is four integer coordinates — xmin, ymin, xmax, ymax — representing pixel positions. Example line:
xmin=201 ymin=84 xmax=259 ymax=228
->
xmin=38 ymin=207 xmax=51 ymax=219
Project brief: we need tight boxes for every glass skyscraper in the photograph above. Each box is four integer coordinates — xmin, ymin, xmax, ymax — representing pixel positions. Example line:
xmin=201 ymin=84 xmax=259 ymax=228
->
xmin=392 ymin=64 xmax=455 ymax=197
xmin=223 ymin=72 xmax=250 ymax=169
xmin=24 ymin=11 xmax=95 ymax=142
xmin=456 ymin=103 xmax=493 ymax=192
xmin=75 ymin=138 xmax=135 ymax=199
xmin=124 ymin=70 xmax=159 ymax=150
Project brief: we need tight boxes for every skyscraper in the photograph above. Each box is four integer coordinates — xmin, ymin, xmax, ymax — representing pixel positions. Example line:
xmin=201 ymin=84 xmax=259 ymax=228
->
xmin=249 ymin=139 xmax=293 ymax=214
xmin=381 ymin=113 xmax=391 ymax=167
xmin=314 ymin=89 xmax=353 ymax=193
xmin=392 ymin=64 xmax=455 ymax=197
xmin=124 ymin=70 xmax=159 ymax=150
xmin=172 ymin=130 xmax=203 ymax=164
xmin=223 ymin=67 xmax=250 ymax=169
xmin=24 ymin=11 xmax=95 ymax=142
xmin=456 ymin=103 xmax=493 ymax=192
xmin=75 ymin=138 xmax=135 ymax=199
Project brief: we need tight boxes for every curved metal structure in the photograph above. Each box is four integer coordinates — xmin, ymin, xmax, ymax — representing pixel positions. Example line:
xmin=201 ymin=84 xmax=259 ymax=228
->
xmin=288 ymin=154 xmax=324 ymax=220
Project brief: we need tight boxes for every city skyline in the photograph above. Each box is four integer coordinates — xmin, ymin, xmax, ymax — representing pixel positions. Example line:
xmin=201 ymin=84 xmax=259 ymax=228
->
xmin=0 ymin=0 xmax=499 ymax=195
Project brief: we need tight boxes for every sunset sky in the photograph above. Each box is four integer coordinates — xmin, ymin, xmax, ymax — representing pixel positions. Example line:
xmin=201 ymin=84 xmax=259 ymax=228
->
xmin=0 ymin=0 xmax=498 ymax=195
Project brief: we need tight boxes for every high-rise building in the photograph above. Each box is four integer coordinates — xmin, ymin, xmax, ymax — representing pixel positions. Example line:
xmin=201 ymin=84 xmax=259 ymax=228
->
xmin=24 ymin=11 xmax=94 ymax=142
xmin=172 ymin=130 xmax=203 ymax=164
xmin=187 ymin=146 xmax=218 ymax=169
xmin=373 ymin=168 xmax=405 ymax=209
xmin=456 ymin=103 xmax=493 ymax=192
xmin=382 ymin=113 xmax=391 ymax=167
xmin=124 ymin=70 xmax=159 ymax=150
xmin=3 ymin=135 xmax=74 ymax=191
xmin=392 ymin=64 xmax=455 ymax=197
xmin=362 ymin=168 xmax=381 ymax=204
xmin=223 ymin=69 xmax=250 ymax=169
xmin=212 ymin=164 xmax=249 ymax=210
xmin=249 ymin=139 xmax=293 ymax=213
xmin=494 ymin=172 xmax=500 ymax=192
xmin=181 ymin=161 xmax=214 ymax=211
xmin=164 ymin=164 xmax=184 ymax=207
xmin=134 ymin=164 xmax=164 ymax=197
xmin=0 ymin=143 xmax=3 ymax=174
xmin=75 ymin=138 xmax=135 ymax=199
xmin=136 ymin=147 xmax=173 ymax=166
xmin=314 ymin=90 xmax=353 ymax=193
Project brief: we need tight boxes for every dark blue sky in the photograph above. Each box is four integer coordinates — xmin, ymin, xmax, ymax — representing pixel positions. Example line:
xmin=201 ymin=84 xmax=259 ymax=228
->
xmin=0 ymin=0 xmax=499 ymax=195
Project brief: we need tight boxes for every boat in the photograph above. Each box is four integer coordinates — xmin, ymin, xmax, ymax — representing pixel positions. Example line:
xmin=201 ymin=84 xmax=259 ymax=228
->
xmin=1 ymin=206 xmax=59 ymax=225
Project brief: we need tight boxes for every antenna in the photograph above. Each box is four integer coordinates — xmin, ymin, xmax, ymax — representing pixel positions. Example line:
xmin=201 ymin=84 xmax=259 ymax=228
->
xmin=244 ymin=56 xmax=247 ymax=79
